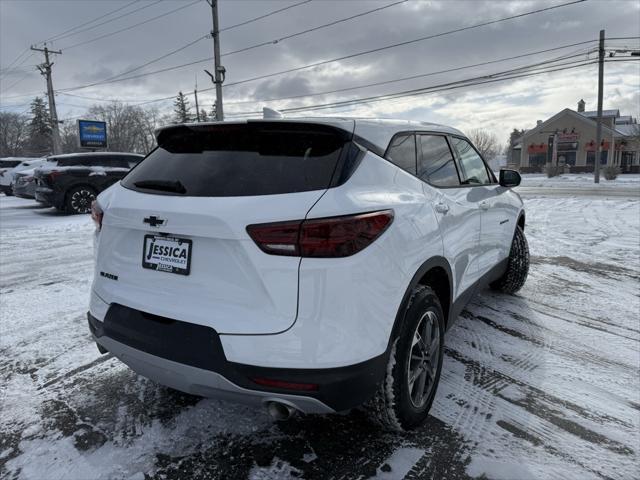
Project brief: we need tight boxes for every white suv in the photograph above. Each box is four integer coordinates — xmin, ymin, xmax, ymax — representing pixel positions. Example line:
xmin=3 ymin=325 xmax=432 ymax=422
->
xmin=88 ymin=118 xmax=528 ymax=430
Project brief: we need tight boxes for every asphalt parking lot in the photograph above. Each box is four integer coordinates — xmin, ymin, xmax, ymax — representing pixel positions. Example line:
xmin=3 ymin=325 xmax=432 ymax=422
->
xmin=1 ymin=191 xmax=639 ymax=480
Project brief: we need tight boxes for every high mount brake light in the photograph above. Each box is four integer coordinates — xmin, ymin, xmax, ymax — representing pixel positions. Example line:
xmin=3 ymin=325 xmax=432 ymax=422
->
xmin=91 ymin=201 xmax=103 ymax=231
xmin=247 ymin=210 xmax=394 ymax=258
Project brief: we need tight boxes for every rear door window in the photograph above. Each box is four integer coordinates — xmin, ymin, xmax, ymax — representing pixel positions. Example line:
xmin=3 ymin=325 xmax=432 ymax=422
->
xmin=122 ymin=123 xmax=350 ymax=197
xmin=385 ymin=134 xmax=416 ymax=175
xmin=417 ymin=135 xmax=460 ymax=187
xmin=450 ymin=138 xmax=491 ymax=185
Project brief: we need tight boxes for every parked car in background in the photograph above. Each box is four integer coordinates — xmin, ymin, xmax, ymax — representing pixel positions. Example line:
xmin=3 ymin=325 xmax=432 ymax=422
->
xmin=88 ymin=119 xmax=528 ymax=430
xmin=14 ymin=157 xmax=61 ymax=198
xmin=12 ymin=169 xmax=38 ymax=199
xmin=0 ymin=157 xmax=45 ymax=195
xmin=34 ymin=152 xmax=144 ymax=213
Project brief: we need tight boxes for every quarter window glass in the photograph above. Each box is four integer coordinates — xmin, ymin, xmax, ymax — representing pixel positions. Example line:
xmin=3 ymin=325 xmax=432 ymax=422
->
xmin=385 ymin=134 xmax=416 ymax=175
xmin=418 ymin=135 xmax=460 ymax=187
xmin=451 ymin=138 xmax=491 ymax=185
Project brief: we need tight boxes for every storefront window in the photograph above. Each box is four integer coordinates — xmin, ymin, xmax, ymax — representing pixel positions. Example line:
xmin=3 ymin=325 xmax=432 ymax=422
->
xmin=586 ymin=151 xmax=608 ymax=165
xmin=529 ymin=153 xmax=546 ymax=168
xmin=557 ymin=152 xmax=576 ymax=166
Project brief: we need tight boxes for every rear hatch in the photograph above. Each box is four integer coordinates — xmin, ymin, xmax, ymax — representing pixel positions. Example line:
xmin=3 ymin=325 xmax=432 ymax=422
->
xmin=94 ymin=121 xmax=354 ymax=334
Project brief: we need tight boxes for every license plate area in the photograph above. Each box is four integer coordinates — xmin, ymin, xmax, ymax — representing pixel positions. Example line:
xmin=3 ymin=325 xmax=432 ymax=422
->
xmin=142 ymin=234 xmax=192 ymax=275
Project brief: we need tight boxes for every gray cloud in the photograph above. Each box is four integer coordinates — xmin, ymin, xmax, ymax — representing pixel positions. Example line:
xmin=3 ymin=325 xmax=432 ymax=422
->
xmin=1 ymin=0 xmax=638 ymax=141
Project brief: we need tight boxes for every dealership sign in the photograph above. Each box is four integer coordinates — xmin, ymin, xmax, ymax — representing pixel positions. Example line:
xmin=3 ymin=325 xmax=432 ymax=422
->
xmin=77 ymin=120 xmax=107 ymax=148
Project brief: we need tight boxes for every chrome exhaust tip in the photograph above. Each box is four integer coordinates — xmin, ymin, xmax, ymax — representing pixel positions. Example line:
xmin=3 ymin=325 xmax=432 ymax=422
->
xmin=266 ymin=401 xmax=297 ymax=421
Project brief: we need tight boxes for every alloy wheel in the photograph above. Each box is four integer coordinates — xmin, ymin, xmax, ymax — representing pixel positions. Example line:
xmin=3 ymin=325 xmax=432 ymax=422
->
xmin=71 ymin=189 xmax=95 ymax=214
xmin=406 ymin=310 xmax=441 ymax=408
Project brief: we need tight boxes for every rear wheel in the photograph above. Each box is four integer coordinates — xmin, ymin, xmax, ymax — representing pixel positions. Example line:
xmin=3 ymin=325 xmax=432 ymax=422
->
xmin=366 ymin=286 xmax=445 ymax=431
xmin=5 ymin=185 xmax=14 ymax=196
xmin=491 ymin=226 xmax=529 ymax=294
xmin=66 ymin=186 xmax=96 ymax=214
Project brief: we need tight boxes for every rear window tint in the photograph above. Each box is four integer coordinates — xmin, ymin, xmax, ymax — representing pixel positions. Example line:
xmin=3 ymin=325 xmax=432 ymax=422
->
xmin=385 ymin=134 xmax=416 ymax=174
xmin=122 ymin=123 xmax=350 ymax=197
xmin=0 ymin=160 xmax=21 ymax=168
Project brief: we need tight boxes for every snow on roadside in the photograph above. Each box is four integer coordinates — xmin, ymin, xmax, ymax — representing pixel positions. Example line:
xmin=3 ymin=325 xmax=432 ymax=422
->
xmin=1 ymin=193 xmax=638 ymax=480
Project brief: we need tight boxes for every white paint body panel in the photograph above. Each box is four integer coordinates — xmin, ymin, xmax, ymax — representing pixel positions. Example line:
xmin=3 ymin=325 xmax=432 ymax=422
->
xmin=90 ymin=118 xmax=525 ymax=371
xmin=221 ymin=152 xmax=444 ymax=368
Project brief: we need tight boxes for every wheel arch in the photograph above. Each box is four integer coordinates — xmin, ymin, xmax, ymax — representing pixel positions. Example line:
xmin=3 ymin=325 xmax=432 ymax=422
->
xmin=388 ymin=256 xmax=454 ymax=348
xmin=517 ymin=211 xmax=525 ymax=230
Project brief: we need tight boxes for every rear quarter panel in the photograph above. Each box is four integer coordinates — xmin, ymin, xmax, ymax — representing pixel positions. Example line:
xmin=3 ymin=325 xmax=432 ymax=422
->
xmin=220 ymin=152 xmax=446 ymax=368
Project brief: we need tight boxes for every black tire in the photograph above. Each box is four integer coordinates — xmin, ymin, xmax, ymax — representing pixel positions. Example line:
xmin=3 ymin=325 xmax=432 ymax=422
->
xmin=65 ymin=186 xmax=96 ymax=214
xmin=5 ymin=185 xmax=14 ymax=196
xmin=366 ymin=285 xmax=445 ymax=431
xmin=490 ymin=225 xmax=529 ymax=294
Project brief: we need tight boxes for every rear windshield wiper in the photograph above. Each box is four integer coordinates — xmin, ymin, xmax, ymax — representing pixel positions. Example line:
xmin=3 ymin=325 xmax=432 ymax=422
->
xmin=134 ymin=179 xmax=187 ymax=194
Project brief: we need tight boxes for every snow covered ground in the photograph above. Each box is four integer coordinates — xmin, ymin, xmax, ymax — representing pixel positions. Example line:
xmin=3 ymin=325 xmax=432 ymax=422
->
xmin=1 ymin=192 xmax=639 ymax=480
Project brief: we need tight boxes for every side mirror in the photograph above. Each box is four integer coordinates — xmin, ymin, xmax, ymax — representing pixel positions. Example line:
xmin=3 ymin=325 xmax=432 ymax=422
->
xmin=499 ymin=169 xmax=521 ymax=188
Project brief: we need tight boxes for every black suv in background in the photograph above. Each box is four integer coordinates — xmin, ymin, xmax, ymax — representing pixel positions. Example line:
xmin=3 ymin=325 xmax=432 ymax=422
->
xmin=35 ymin=152 xmax=143 ymax=214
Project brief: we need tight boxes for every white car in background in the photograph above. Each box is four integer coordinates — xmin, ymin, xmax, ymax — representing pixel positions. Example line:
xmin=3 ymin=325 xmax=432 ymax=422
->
xmin=0 ymin=157 xmax=46 ymax=196
xmin=88 ymin=118 xmax=529 ymax=430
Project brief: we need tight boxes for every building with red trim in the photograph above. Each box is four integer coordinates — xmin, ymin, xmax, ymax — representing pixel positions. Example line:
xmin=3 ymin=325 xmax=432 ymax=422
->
xmin=510 ymin=100 xmax=639 ymax=173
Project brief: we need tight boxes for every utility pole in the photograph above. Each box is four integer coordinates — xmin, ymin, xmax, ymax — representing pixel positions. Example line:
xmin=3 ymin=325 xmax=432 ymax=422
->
xmin=594 ymin=29 xmax=605 ymax=183
xmin=194 ymin=76 xmax=201 ymax=122
xmin=205 ymin=0 xmax=225 ymax=121
xmin=31 ymin=44 xmax=62 ymax=155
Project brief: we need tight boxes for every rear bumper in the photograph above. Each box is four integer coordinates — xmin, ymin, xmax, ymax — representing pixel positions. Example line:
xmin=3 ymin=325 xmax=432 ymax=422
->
xmin=35 ymin=187 xmax=57 ymax=207
xmin=13 ymin=183 xmax=35 ymax=198
xmin=88 ymin=305 xmax=386 ymax=413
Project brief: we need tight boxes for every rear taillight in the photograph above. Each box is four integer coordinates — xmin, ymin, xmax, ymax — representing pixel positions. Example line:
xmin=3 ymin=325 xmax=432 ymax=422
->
xmin=91 ymin=201 xmax=103 ymax=231
xmin=247 ymin=210 xmax=393 ymax=258
xmin=47 ymin=170 xmax=62 ymax=182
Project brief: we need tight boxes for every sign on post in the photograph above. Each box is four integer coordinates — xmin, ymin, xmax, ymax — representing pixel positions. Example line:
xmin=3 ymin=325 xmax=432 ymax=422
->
xmin=77 ymin=120 xmax=107 ymax=149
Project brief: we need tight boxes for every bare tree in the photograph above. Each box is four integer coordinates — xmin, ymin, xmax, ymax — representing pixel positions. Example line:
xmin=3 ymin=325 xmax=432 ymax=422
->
xmin=467 ymin=128 xmax=499 ymax=160
xmin=0 ymin=112 xmax=30 ymax=157
xmin=86 ymin=102 xmax=162 ymax=154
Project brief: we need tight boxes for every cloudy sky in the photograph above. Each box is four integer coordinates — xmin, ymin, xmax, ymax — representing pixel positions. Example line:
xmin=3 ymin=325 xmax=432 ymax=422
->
xmin=1 ymin=0 xmax=638 ymax=144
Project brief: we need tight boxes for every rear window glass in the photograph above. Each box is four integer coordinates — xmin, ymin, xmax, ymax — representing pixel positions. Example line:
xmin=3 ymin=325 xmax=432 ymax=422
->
xmin=0 ymin=160 xmax=21 ymax=168
xmin=385 ymin=134 xmax=416 ymax=174
xmin=122 ymin=123 xmax=349 ymax=197
xmin=418 ymin=135 xmax=460 ymax=187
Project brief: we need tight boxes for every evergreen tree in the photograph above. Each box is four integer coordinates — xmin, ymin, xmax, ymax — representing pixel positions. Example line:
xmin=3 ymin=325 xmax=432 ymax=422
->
xmin=173 ymin=91 xmax=191 ymax=123
xmin=506 ymin=128 xmax=525 ymax=162
xmin=199 ymin=109 xmax=208 ymax=122
xmin=26 ymin=97 xmax=52 ymax=155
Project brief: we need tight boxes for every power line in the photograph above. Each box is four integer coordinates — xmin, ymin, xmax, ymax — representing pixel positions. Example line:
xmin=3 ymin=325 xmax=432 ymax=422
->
xmin=51 ymin=0 xmax=586 ymax=95
xmin=83 ymin=0 xmax=315 ymax=84
xmin=54 ymin=39 xmax=600 ymax=107
xmin=51 ymin=0 xmax=163 ymax=46
xmin=225 ymin=40 xmax=598 ymax=105
xmin=56 ymin=0 xmax=407 ymax=91
xmin=0 ymin=48 xmax=30 ymax=73
xmin=223 ymin=0 xmax=588 ymax=89
xmin=37 ymin=0 xmax=140 ymax=46
xmin=220 ymin=0 xmax=313 ymax=32
xmin=0 ymin=71 xmax=35 ymax=95
xmin=267 ymin=58 xmax=639 ymax=115
xmin=225 ymin=57 xmax=611 ymax=116
xmin=102 ymin=34 xmax=209 ymax=82
xmin=61 ymin=0 xmax=200 ymax=51
xmin=144 ymin=49 xmax=598 ymax=110
xmin=219 ymin=0 xmax=407 ymax=58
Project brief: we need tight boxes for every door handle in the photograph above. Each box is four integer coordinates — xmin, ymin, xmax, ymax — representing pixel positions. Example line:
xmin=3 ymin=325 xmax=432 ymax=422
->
xmin=479 ymin=201 xmax=490 ymax=210
xmin=435 ymin=202 xmax=449 ymax=214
